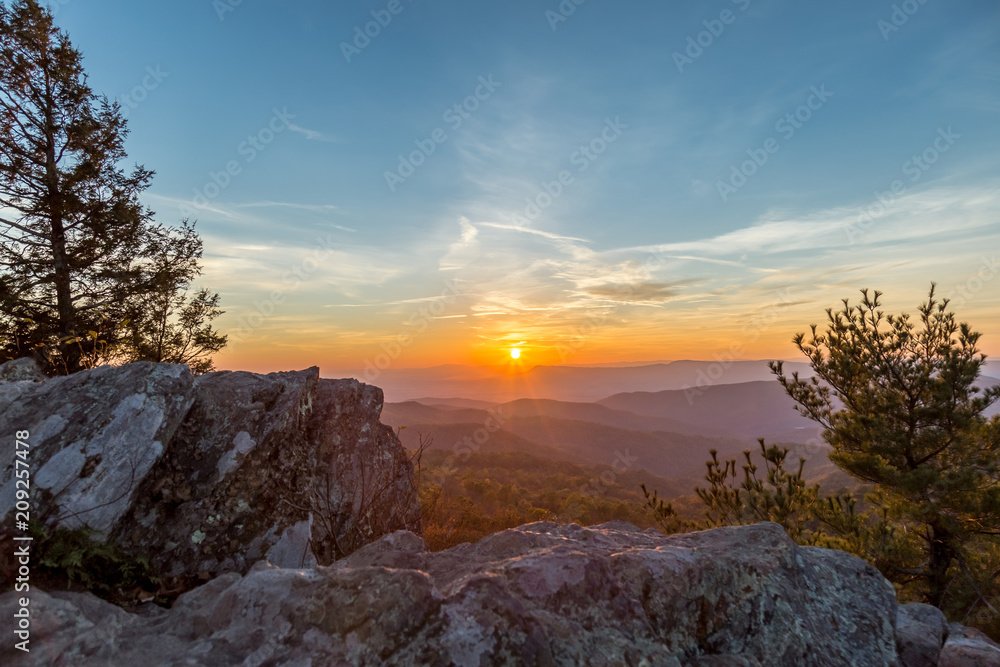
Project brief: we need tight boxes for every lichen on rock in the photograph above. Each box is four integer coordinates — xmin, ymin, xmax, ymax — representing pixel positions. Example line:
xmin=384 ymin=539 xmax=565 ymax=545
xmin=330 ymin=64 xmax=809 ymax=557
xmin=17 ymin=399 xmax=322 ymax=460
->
xmin=0 ymin=359 xmax=420 ymax=591
xmin=1 ymin=521 xmax=973 ymax=666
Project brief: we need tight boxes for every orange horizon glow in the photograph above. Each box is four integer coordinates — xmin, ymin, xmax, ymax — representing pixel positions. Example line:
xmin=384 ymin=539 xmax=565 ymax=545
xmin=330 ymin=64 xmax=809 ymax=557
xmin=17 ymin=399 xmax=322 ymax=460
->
xmin=214 ymin=324 xmax=1000 ymax=376
xmin=210 ymin=280 xmax=1000 ymax=377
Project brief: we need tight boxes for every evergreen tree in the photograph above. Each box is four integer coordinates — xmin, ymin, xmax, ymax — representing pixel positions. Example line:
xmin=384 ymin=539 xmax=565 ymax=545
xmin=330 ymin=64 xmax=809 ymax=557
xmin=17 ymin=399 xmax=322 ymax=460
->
xmin=771 ymin=286 xmax=1000 ymax=608
xmin=0 ymin=0 xmax=225 ymax=373
xmin=118 ymin=220 xmax=227 ymax=374
xmin=642 ymin=440 xmax=819 ymax=541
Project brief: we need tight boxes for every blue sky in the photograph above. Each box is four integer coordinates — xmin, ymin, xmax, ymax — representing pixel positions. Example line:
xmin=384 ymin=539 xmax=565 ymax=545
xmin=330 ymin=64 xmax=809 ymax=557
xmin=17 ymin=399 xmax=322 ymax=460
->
xmin=51 ymin=0 xmax=1000 ymax=371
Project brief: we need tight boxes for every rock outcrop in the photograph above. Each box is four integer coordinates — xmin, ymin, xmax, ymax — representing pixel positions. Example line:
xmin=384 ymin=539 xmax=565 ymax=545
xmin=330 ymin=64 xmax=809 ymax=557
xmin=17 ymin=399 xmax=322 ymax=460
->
xmin=4 ymin=359 xmax=1000 ymax=666
xmin=896 ymin=602 xmax=949 ymax=667
xmin=8 ymin=521 xmax=997 ymax=666
xmin=0 ymin=360 xmax=419 ymax=585
xmin=939 ymin=623 xmax=1000 ymax=666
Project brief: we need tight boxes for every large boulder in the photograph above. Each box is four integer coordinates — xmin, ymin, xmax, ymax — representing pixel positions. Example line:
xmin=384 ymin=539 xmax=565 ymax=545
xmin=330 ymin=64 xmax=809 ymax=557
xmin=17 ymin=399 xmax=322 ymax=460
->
xmin=896 ymin=603 xmax=948 ymax=667
xmin=0 ymin=362 xmax=196 ymax=536
xmin=0 ymin=357 xmax=46 ymax=383
xmin=0 ymin=359 xmax=419 ymax=586
xmin=0 ymin=522 xmax=904 ymax=666
xmin=938 ymin=623 xmax=1000 ymax=667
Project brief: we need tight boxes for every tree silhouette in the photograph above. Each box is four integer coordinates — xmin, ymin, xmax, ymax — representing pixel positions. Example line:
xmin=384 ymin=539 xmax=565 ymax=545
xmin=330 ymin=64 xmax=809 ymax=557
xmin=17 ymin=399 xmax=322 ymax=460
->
xmin=0 ymin=0 xmax=225 ymax=373
xmin=772 ymin=285 xmax=1000 ymax=609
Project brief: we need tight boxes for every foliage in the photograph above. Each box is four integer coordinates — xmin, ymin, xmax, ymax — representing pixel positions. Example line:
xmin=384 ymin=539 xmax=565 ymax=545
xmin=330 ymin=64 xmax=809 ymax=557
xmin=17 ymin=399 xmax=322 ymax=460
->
xmin=642 ymin=440 xmax=820 ymax=542
xmin=0 ymin=0 xmax=225 ymax=374
xmin=639 ymin=483 xmax=691 ymax=535
xmin=772 ymin=285 xmax=1000 ymax=615
xmin=809 ymin=490 xmax=922 ymax=581
xmin=29 ymin=521 xmax=158 ymax=602
xmin=694 ymin=440 xmax=820 ymax=542
xmin=639 ymin=286 xmax=1000 ymax=635
xmin=116 ymin=221 xmax=227 ymax=374
xmin=413 ymin=448 xmax=680 ymax=551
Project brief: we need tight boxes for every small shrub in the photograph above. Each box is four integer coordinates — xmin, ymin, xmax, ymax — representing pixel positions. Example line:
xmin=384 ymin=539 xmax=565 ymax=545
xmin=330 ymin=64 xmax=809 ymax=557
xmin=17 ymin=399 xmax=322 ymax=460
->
xmin=30 ymin=521 xmax=159 ymax=603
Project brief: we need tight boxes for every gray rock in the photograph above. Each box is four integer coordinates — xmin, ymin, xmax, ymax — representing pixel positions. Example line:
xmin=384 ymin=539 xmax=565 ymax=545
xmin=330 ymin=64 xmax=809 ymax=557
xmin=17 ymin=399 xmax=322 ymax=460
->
xmin=0 ymin=362 xmax=196 ymax=534
xmin=686 ymin=657 xmax=761 ymax=667
xmin=306 ymin=375 xmax=422 ymax=563
xmin=0 ymin=522 xmax=904 ymax=666
xmin=266 ymin=517 xmax=318 ymax=569
xmin=0 ymin=357 xmax=46 ymax=382
xmin=896 ymin=603 xmax=947 ymax=667
xmin=939 ymin=623 xmax=1000 ymax=667
xmin=0 ymin=363 xmax=419 ymax=587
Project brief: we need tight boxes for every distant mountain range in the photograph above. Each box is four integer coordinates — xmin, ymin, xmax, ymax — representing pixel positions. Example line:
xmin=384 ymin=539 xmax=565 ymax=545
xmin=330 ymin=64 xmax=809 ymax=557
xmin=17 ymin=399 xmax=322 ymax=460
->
xmin=363 ymin=359 xmax=1000 ymax=417
xmin=598 ymin=381 xmax=822 ymax=442
xmin=382 ymin=375 xmax=835 ymax=494
xmin=380 ymin=363 xmax=1000 ymax=496
xmin=332 ymin=360 xmax=816 ymax=403
xmin=385 ymin=404 xmax=751 ymax=492
xmin=385 ymin=377 xmax=820 ymax=444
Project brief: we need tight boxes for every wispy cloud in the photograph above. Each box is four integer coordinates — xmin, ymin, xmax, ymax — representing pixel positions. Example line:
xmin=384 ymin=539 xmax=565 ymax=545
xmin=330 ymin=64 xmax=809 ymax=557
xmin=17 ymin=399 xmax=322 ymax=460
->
xmin=158 ymin=174 xmax=1000 ymax=365
xmin=479 ymin=222 xmax=590 ymax=243
xmin=236 ymin=200 xmax=339 ymax=212
xmin=287 ymin=123 xmax=342 ymax=143
xmin=620 ymin=184 xmax=1000 ymax=259
xmin=145 ymin=194 xmax=357 ymax=235
xmin=585 ymin=281 xmax=678 ymax=304
xmin=417 ymin=179 xmax=1000 ymax=356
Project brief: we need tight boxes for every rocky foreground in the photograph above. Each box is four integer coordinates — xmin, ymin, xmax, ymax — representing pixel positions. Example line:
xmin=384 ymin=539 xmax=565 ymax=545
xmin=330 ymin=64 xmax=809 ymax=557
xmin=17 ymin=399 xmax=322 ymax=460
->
xmin=2 ymin=360 xmax=1000 ymax=665
xmin=0 ymin=359 xmax=420 ymax=585
xmin=2 ymin=521 xmax=999 ymax=666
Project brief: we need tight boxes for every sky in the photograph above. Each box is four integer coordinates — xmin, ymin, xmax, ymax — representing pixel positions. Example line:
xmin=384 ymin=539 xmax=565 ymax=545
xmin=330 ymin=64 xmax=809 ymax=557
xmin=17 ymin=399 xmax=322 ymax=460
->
xmin=50 ymin=0 xmax=1000 ymax=374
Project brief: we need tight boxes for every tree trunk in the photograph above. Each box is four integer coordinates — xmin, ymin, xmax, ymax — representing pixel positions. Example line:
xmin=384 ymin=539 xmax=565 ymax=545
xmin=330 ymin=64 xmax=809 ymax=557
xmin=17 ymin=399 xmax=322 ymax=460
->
xmin=43 ymin=77 xmax=78 ymax=373
xmin=926 ymin=521 xmax=954 ymax=608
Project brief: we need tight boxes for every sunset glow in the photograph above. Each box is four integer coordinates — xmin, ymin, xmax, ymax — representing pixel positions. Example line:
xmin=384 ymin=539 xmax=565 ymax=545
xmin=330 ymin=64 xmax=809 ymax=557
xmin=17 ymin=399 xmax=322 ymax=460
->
xmin=10 ymin=5 xmax=1000 ymax=658
xmin=46 ymin=2 xmax=1000 ymax=375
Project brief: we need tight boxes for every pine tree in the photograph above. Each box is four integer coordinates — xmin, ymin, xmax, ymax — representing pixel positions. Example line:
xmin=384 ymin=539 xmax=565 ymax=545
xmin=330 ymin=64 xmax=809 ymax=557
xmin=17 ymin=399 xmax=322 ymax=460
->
xmin=0 ymin=0 xmax=225 ymax=373
xmin=771 ymin=286 xmax=1000 ymax=608
xmin=118 ymin=220 xmax=227 ymax=374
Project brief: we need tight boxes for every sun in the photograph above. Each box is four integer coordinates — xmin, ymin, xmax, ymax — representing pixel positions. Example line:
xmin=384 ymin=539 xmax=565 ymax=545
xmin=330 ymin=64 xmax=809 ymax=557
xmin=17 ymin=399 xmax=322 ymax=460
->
xmin=510 ymin=348 xmax=521 ymax=360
